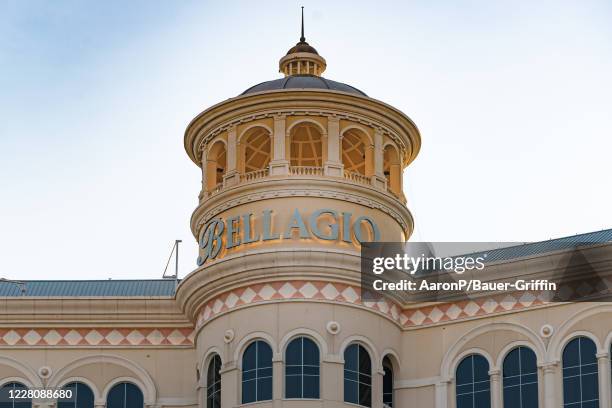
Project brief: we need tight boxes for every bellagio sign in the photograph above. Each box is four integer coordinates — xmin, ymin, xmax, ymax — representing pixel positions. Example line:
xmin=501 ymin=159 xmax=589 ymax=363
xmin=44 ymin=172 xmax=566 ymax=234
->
xmin=197 ymin=208 xmax=381 ymax=265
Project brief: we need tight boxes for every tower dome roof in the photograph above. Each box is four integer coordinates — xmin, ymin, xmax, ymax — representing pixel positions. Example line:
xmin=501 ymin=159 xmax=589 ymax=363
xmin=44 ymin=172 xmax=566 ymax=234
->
xmin=241 ymin=75 xmax=367 ymax=96
xmin=286 ymin=40 xmax=319 ymax=55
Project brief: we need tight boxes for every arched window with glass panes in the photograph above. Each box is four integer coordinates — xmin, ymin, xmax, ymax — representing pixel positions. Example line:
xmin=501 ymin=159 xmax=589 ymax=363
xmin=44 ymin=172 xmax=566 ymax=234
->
xmin=106 ymin=382 xmax=143 ymax=408
xmin=344 ymin=343 xmax=372 ymax=407
xmin=562 ymin=336 xmax=598 ymax=408
xmin=503 ymin=346 xmax=538 ymax=408
xmin=58 ymin=382 xmax=94 ymax=408
xmin=0 ymin=382 xmax=31 ymax=408
xmin=382 ymin=356 xmax=394 ymax=408
xmin=456 ymin=354 xmax=491 ymax=408
xmin=207 ymin=354 xmax=222 ymax=408
xmin=242 ymin=340 xmax=273 ymax=404
xmin=285 ymin=336 xmax=320 ymax=399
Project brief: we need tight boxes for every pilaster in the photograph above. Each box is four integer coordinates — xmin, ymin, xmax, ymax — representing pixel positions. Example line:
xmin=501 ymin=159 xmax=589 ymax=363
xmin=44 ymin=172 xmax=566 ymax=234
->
xmin=223 ymin=126 xmax=239 ymax=186
xmin=373 ymin=368 xmax=384 ymax=408
xmin=324 ymin=116 xmax=343 ymax=176
xmin=273 ymin=354 xmax=283 ymax=407
xmin=597 ymin=351 xmax=610 ymax=408
xmin=372 ymin=129 xmax=387 ymax=189
xmin=435 ymin=379 xmax=450 ymax=408
xmin=489 ymin=369 xmax=502 ymax=408
xmin=540 ymin=361 xmax=558 ymax=408
xmin=269 ymin=115 xmax=289 ymax=175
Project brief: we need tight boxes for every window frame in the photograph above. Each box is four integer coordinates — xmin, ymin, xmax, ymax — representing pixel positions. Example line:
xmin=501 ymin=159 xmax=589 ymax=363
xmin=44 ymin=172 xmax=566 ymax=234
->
xmin=105 ymin=381 xmax=144 ymax=408
xmin=284 ymin=336 xmax=321 ymax=400
xmin=455 ymin=353 xmax=491 ymax=408
xmin=241 ymin=340 xmax=274 ymax=404
xmin=382 ymin=355 xmax=394 ymax=408
xmin=502 ymin=346 xmax=539 ymax=408
xmin=343 ymin=343 xmax=372 ymax=408
xmin=0 ymin=382 xmax=31 ymax=408
xmin=57 ymin=381 xmax=95 ymax=408
xmin=562 ymin=336 xmax=599 ymax=408
xmin=206 ymin=354 xmax=222 ymax=408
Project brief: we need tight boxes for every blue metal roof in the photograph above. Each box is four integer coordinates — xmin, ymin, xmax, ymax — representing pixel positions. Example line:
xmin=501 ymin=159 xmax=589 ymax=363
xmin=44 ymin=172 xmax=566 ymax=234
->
xmin=0 ymin=279 xmax=178 ymax=297
xmin=473 ymin=228 xmax=612 ymax=263
xmin=241 ymin=75 xmax=367 ymax=97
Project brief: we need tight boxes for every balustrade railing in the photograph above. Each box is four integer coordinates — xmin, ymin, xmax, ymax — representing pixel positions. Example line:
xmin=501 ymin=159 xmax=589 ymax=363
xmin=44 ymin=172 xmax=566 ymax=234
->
xmin=203 ymin=166 xmax=404 ymax=201
xmin=289 ymin=166 xmax=324 ymax=176
xmin=343 ymin=170 xmax=371 ymax=186
xmin=241 ymin=168 xmax=269 ymax=182
xmin=208 ymin=183 xmax=224 ymax=196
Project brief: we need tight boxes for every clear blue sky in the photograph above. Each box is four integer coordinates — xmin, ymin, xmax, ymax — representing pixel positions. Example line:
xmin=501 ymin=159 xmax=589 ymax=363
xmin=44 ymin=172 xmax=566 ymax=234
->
xmin=1 ymin=0 xmax=611 ymax=280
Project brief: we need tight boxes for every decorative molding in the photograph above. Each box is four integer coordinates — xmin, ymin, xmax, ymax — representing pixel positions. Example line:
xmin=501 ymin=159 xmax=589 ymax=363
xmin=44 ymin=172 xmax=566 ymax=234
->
xmin=192 ymin=180 xmax=412 ymax=235
xmin=193 ymin=280 xmax=556 ymax=332
xmin=0 ymin=328 xmax=195 ymax=348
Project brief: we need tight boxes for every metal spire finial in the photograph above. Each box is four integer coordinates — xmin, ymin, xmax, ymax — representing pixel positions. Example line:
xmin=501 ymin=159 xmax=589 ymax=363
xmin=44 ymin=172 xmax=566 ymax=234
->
xmin=300 ymin=6 xmax=305 ymax=42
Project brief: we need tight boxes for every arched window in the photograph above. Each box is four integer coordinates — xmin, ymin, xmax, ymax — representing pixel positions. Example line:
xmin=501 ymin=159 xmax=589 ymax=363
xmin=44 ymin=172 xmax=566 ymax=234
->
xmin=344 ymin=343 xmax=372 ymax=407
xmin=503 ymin=347 xmax=538 ymax=408
xmin=342 ymin=129 xmax=368 ymax=175
xmin=106 ymin=382 xmax=143 ymax=408
xmin=0 ymin=382 xmax=31 ymax=408
xmin=563 ymin=337 xmax=598 ymax=408
xmin=290 ymin=123 xmax=323 ymax=168
xmin=242 ymin=127 xmax=271 ymax=174
xmin=58 ymin=382 xmax=94 ymax=408
xmin=242 ymin=340 xmax=273 ymax=403
xmin=285 ymin=337 xmax=320 ymax=399
xmin=382 ymin=356 xmax=394 ymax=408
xmin=456 ymin=354 xmax=491 ymax=408
xmin=207 ymin=354 xmax=222 ymax=408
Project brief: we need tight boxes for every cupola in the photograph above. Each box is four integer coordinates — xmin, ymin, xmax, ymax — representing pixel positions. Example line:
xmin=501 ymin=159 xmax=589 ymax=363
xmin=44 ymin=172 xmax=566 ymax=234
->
xmin=279 ymin=7 xmax=327 ymax=76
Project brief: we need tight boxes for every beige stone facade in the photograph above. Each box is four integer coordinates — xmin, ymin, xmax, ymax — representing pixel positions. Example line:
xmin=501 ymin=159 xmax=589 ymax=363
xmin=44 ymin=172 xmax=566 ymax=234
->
xmin=2 ymin=26 xmax=612 ymax=408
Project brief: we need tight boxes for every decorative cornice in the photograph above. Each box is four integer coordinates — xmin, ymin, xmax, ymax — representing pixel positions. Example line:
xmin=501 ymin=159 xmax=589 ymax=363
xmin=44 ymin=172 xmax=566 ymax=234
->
xmin=189 ymin=177 xmax=413 ymax=241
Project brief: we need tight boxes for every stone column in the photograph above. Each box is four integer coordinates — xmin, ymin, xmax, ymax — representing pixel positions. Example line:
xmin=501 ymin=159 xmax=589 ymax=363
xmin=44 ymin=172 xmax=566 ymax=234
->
xmin=597 ymin=352 xmax=611 ymax=408
xmin=435 ymin=379 xmax=450 ymax=408
xmin=94 ymin=399 xmax=105 ymax=408
xmin=489 ymin=369 xmax=502 ymax=408
xmin=399 ymin=163 xmax=406 ymax=203
xmin=199 ymin=149 xmax=207 ymax=201
xmin=269 ymin=115 xmax=289 ymax=175
xmin=540 ymin=361 xmax=558 ymax=408
xmin=389 ymin=163 xmax=401 ymax=196
xmin=237 ymin=140 xmax=245 ymax=175
xmin=324 ymin=116 xmax=343 ymax=176
xmin=223 ymin=126 xmax=239 ymax=186
xmin=272 ymin=354 xmax=283 ymax=407
xmin=372 ymin=368 xmax=384 ymax=408
xmin=365 ymin=144 xmax=374 ymax=177
xmin=206 ymin=156 xmax=218 ymax=192
xmin=371 ymin=129 xmax=387 ymax=189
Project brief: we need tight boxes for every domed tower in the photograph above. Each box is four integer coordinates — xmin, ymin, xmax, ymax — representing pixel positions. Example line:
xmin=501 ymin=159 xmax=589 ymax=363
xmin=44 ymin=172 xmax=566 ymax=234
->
xmin=178 ymin=14 xmax=420 ymax=408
